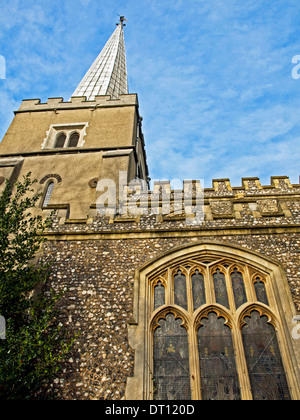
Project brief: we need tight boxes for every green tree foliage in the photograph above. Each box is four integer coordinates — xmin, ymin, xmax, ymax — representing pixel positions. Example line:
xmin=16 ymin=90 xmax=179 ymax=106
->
xmin=0 ymin=173 xmax=73 ymax=399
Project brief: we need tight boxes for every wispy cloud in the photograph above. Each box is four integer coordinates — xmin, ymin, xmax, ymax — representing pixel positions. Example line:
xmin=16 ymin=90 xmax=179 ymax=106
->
xmin=0 ymin=0 xmax=299 ymax=186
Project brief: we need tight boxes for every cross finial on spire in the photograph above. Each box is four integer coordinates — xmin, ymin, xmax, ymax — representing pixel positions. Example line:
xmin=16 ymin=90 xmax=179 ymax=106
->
xmin=117 ymin=15 xmax=127 ymax=27
xmin=72 ymin=17 xmax=128 ymax=100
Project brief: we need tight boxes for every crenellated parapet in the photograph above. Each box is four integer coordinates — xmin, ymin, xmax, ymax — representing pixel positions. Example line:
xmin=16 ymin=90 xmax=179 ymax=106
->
xmin=15 ymin=94 xmax=139 ymax=114
xmin=42 ymin=176 xmax=300 ymax=229
xmin=118 ymin=176 xmax=300 ymax=221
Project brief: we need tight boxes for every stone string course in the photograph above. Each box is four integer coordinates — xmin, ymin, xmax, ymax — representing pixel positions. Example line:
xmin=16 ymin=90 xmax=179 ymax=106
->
xmin=39 ymin=177 xmax=300 ymax=399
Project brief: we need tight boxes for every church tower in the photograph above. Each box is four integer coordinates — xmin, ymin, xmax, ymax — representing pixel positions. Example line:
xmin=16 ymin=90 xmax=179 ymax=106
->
xmin=0 ymin=17 xmax=149 ymax=219
xmin=0 ymin=18 xmax=299 ymax=401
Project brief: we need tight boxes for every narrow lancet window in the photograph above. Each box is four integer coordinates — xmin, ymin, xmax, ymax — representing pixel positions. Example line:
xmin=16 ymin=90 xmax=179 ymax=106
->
xmin=174 ymin=270 xmax=187 ymax=310
xmin=197 ymin=312 xmax=241 ymax=400
xmin=213 ymin=269 xmax=229 ymax=309
xmin=154 ymin=282 xmax=165 ymax=310
xmin=231 ymin=268 xmax=247 ymax=309
xmin=242 ymin=311 xmax=291 ymax=400
xmin=192 ymin=270 xmax=205 ymax=311
xmin=254 ymin=277 xmax=269 ymax=306
xmin=153 ymin=314 xmax=191 ymax=400
xmin=42 ymin=182 xmax=54 ymax=207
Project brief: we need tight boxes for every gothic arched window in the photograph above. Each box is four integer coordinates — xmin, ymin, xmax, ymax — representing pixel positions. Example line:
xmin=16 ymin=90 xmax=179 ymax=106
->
xmin=153 ymin=313 xmax=191 ymax=400
xmin=197 ymin=311 xmax=240 ymax=400
xmin=241 ymin=310 xmax=290 ymax=400
xmin=149 ymin=259 xmax=293 ymax=400
xmin=127 ymin=243 xmax=300 ymax=400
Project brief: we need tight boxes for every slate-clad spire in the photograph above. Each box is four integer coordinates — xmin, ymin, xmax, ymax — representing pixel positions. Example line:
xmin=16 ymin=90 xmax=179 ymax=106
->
xmin=72 ymin=17 xmax=128 ymax=100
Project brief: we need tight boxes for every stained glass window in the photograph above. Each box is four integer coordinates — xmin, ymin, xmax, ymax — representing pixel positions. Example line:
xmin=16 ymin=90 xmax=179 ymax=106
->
xmin=192 ymin=270 xmax=206 ymax=311
xmin=213 ymin=269 xmax=229 ymax=309
xmin=153 ymin=314 xmax=191 ymax=400
xmin=197 ymin=312 xmax=241 ymax=400
xmin=174 ymin=270 xmax=187 ymax=310
xmin=231 ymin=268 xmax=247 ymax=309
xmin=154 ymin=282 xmax=165 ymax=310
xmin=242 ymin=311 xmax=291 ymax=400
xmin=150 ymin=257 xmax=295 ymax=400
xmin=254 ymin=277 xmax=269 ymax=306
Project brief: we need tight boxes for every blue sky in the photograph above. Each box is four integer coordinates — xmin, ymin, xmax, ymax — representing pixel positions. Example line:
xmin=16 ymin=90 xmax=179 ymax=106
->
xmin=0 ymin=0 xmax=299 ymax=188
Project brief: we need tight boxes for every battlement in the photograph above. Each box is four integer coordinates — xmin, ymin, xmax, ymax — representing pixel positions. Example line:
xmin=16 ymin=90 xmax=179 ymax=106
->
xmin=15 ymin=94 xmax=139 ymax=113
xmin=143 ymin=176 xmax=299 ymax=195
xmin=118 ymin=176 xmax=299 ymax=207
xmin=42 ymin=175 xmax=300 ymax=229
xmin=118 ymin=176 xmax=300 ymax=220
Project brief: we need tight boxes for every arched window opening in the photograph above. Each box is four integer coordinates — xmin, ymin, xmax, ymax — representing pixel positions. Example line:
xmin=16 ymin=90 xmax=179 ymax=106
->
xmin=127 ymin=244 xmax=300 ymax=401
xmin=197 ymin=312 xmax=241 ymax=400
xmin=213 ymin=268 xmax=229 ymax=309
xmin=253 ymin=276 xmax=269 ymax=306
xmin=153 ymin=314 xmax=191 ymax=400
xmin=149 ymin=258 xmax=297 ymax=400
xmin=242 ymin=310 xmax=291 ymax=400
xmin=55 ymin=133 xmax=66 ymax=148
xmin=42 ymin=182 xmax=54 ymax=207
xmin=230 ymin=268 xmax=247 ymax=309
xmin=68 ymin=132 xmax=80 ymax=148
xmin=174 ymin=270 xmax=187 ymax=310
xmin=192 ymin=269 xmax=205 ymax=311
xmin=154 ymin=282 xmax=165 ymax=310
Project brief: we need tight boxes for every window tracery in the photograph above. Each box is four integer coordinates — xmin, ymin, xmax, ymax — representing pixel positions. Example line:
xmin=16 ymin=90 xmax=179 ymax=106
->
xmin=197 ymin=312 xmax=241 ymax=400
xmin=149 ymin=254 xmax=295 ymax=400
xmin=153 ymin=313 xmax=191 ymax=400
xmin=241 ymin=310 xmax=291 ymax=400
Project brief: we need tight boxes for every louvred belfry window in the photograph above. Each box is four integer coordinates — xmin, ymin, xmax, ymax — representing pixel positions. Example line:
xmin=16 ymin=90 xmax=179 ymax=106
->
xmin=55 ymin=133 xmax=66 ymax=148
xmin=68 ymin=132 xmax=80 ymax=147
xmin=149 ymin=255 xmax=293 ymax=400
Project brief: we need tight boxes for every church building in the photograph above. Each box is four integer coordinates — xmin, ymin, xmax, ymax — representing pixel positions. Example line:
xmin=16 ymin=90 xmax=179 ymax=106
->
xmin=0 ymin=17 xmax=299 ymax=400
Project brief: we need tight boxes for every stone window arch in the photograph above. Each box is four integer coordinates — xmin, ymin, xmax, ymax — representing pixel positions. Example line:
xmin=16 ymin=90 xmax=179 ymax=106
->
xmin=126 ymin=241 xmax=300 ymax=400
xmin=40 ymin=174 xmax=62 ymax=208
xmin=39 ymin=174 xmax=62 ymax=185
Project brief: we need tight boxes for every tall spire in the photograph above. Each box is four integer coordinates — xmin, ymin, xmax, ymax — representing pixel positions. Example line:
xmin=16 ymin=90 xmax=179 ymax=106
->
xmin=72 ymin=17 xmax=128 ymax=101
